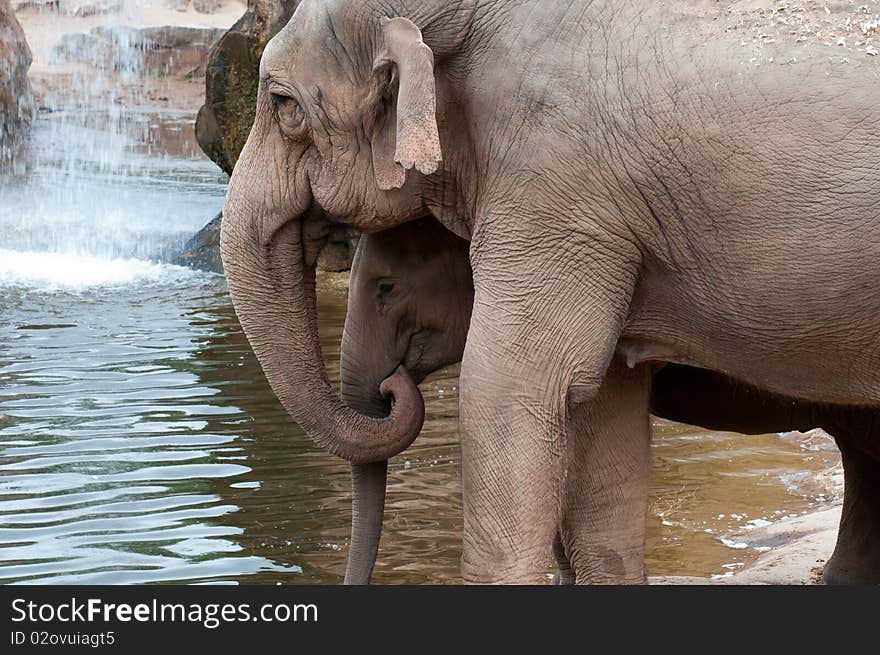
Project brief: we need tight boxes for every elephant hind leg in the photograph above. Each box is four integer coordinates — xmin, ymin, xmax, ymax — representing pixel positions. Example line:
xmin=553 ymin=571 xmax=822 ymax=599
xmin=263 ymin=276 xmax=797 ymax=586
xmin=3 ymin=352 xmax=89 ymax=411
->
xmin=559 ymin=361 xmax=652 ymax=584
xmin=823 ymin=422 xmax=880 ymax=585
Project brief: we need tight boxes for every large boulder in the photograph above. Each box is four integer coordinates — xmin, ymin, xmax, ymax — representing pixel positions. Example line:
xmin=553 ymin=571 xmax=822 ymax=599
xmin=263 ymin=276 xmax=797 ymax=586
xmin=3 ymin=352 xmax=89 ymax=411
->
xmin=0 ymin=0 xmax=34 ymax=165
xmin=196 ymin=0 xmax=299 ymax=175
xmin=171 ymin=212 xmax=224 ymax=273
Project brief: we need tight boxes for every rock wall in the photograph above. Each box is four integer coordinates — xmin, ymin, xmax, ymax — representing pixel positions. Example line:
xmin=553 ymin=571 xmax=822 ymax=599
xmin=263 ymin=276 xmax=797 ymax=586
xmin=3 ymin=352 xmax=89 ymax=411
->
xmin=53 ymin=25 xmax=227 ymax=77
xmin=0 ymin=0 xmax=35 ymax=165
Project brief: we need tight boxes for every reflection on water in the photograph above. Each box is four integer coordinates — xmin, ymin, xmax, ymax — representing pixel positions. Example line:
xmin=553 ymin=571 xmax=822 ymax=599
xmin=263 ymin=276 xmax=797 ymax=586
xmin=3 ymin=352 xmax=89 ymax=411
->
xmin=0 ymin=272 xmax=282 ymax=584
xmin=647 ymin=421 xmax=839 ymax=578
xmin=0 ymin=113 xmax=842 ymax=586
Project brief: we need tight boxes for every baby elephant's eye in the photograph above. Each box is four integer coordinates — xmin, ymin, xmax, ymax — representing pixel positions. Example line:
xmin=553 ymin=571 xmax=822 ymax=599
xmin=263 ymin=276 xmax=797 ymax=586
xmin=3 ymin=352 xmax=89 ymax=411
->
xmin=376 ymin=279 xmax=401 ymax=307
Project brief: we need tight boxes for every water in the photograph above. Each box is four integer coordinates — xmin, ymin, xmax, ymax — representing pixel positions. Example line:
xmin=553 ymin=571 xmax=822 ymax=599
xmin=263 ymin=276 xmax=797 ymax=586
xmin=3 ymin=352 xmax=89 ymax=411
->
xmin=0 ymin=3 xmax=842 ymax=585
xmin=0 ymin=112 xmax=223 ymax=261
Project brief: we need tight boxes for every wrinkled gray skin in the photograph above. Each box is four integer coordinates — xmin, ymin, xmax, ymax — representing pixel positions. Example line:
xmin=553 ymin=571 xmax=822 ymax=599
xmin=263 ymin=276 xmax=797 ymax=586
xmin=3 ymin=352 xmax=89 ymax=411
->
xmin=342 ymin=220 xmax=880 ymax=584
xmin=340 ymin=217 xmax=471 ymax=584
xmin=220 ymin=0 xmax=880 ymax=583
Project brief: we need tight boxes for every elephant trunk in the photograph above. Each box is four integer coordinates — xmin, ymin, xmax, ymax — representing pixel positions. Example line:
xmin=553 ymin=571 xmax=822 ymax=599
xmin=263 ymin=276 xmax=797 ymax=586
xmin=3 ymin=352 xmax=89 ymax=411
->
xmin=338 ymin=356 xmax=399 ymax=585
xmin=220 ymin=187 xmax=424 ymax=465
xmin=343 ymin=461 xmax=388 ymax=584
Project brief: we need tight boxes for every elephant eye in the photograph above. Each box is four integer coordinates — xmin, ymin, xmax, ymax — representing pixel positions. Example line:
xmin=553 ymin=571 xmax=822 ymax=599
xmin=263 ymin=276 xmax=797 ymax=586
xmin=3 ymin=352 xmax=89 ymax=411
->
xmin=271 ymin=93 xmax=308 ymax=140
xmin=376 ymin=279 xmax=402 ymax=307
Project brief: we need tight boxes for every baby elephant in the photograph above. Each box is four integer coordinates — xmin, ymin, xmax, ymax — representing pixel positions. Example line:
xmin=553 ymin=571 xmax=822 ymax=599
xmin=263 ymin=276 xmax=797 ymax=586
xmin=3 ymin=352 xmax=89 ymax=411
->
xmin=340 ymin=217 xmax=880 ymax=585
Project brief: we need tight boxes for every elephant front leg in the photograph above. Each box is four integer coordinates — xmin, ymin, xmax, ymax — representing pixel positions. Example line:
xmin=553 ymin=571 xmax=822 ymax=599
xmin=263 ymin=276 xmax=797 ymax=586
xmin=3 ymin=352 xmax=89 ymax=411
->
xmin=458 ymin=236 xmax=639 ymax=584
xmin=458 ymin=355 xmax=572 ymax=583
xmin=559 ymin=360 xmax=652 ymax=584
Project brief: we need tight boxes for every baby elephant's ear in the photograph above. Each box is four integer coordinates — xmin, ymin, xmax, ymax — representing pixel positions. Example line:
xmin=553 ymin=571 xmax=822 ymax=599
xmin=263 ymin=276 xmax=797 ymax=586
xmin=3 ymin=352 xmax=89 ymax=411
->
xmin=371 ymin=17 xmax=442 ymax=191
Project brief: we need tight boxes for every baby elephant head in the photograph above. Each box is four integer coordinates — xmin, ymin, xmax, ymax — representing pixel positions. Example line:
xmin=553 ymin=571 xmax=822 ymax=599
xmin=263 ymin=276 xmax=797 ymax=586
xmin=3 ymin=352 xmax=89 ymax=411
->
xmin=340 ymin=217 xmax=473 ymax=417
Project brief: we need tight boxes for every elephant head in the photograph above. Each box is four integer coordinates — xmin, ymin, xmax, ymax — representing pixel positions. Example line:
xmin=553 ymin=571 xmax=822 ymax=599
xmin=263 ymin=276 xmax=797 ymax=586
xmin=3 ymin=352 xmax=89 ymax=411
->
xmin=339 ymin=216 xmax=473 ymax=584
xmin=341 ymin=216 xmax=473 ymax=415
xmin=220 ymin=1 xmax=470 ymax=464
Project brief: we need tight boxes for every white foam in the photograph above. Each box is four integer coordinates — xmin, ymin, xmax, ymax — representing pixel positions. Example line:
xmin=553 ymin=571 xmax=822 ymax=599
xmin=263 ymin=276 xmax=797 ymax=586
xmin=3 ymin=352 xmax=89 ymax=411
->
xmin=720 ymin=537 xmax=750 ymax=550
xmin=0 ymin=249 xmax=194 ymax=290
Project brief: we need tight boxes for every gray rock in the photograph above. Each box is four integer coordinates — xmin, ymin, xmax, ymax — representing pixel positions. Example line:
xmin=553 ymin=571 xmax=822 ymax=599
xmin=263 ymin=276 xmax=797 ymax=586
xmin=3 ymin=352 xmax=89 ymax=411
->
xmin=193 ymin=0 xmax=221 ymax=14
xmin=171 ymin=212 xmax=224 ymax=273
xmin=319 ymin=227 xmax=360 ymax=273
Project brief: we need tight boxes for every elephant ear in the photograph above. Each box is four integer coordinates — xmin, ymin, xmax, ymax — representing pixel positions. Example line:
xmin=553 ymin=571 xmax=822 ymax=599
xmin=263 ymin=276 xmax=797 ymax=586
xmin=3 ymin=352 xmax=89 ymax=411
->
xmin=370 ymin=17 xmax=442 ymax=191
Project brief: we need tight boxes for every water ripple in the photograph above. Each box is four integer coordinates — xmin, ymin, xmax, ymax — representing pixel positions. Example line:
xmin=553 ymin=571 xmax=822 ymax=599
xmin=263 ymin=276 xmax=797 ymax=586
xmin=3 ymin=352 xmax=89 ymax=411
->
xmin=0 ymin=267 xmax=302 ymax=584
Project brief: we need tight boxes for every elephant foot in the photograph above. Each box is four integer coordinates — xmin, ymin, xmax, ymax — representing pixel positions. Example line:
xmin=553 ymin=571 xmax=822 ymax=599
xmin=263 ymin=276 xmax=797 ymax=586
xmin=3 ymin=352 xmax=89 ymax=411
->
xmin=571 ymin=545 xmax=647 ymax=585
xmin=550 ymin=571 xmax=568 ymax=585
xmin=823 ymin=433 xmax=880 ymax=585
xmin=552 ymin=532 xmax=575 ymax=585
xmin=823 ymin=554 xmax=880 ymax=585
xmin=823 ymin=529 xmax=880 ymax=585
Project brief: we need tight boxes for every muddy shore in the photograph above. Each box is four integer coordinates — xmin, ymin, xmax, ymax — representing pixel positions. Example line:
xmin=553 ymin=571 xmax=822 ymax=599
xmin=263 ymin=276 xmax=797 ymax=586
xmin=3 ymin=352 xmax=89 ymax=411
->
xmin=656 ymin=506 xmax=841 ymax=584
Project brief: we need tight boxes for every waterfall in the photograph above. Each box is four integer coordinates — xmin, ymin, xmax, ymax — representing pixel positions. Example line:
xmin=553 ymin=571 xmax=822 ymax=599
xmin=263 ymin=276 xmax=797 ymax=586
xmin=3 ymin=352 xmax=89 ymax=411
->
xmin=0 ymin=0 xmax=230 ymax=289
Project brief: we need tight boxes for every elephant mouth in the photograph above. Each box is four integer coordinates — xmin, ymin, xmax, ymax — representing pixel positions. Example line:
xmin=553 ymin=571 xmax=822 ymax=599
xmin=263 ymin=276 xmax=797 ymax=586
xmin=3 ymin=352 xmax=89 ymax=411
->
xmin=401 ymin=331 xmax=429 ymax=385
xmin=405 ymin=367 xmax=428 ymax=386
xmin=367 ymin=332 xmax=430 ymax=411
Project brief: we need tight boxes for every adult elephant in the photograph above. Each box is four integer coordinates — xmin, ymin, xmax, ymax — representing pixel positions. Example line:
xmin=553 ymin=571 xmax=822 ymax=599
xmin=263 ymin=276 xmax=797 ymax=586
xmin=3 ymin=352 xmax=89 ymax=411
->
xmin=220 ymin=0 xmax=880 ymax=583
xmin=340 ymin=218 xmax=880 ymax=585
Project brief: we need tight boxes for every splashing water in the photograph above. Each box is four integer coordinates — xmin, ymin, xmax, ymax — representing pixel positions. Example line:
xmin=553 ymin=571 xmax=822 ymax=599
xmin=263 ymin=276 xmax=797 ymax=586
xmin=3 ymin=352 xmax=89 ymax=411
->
xmin=0 ymin=248 xmax=200 ymax=289
xmin=0 ymin=0 xmax=229 ymax=288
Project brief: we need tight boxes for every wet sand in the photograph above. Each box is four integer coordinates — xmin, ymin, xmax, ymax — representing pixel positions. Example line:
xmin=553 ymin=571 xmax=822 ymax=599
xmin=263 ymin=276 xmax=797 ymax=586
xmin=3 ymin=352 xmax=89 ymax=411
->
xmin=656 ymin=506 xmax=841 ymax=584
